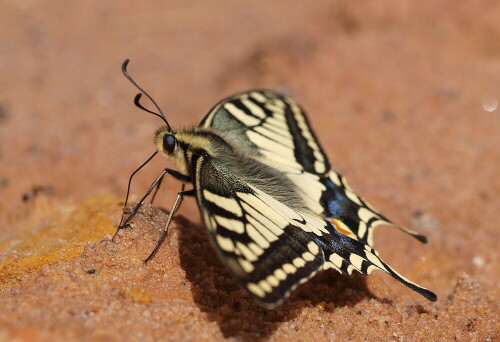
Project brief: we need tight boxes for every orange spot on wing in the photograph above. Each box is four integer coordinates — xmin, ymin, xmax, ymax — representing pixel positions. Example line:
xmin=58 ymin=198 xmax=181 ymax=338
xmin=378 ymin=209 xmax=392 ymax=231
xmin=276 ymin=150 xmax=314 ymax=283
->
xmin=330 ymin=219 xmax=355 ymax=237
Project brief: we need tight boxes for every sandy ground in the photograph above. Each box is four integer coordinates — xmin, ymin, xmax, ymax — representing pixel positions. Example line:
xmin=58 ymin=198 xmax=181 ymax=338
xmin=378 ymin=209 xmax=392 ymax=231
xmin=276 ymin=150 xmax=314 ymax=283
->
xmin=0 ymin=1 xmax=499 ymax=341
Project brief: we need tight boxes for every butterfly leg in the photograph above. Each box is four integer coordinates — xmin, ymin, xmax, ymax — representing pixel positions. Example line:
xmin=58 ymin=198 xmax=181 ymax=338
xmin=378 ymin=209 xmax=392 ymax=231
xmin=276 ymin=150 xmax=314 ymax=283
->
xmin=116 ymin=151 xmax=158 ymax=233
xmin=144 ymin=189 xmax=195 ymax=263
xmin=150 ymin=169 xmax=191 ymax=205
xmin=149 ymin=173 xmax=164 ymax=205
xmin=113 ymin=168 xmax=191 ymax=242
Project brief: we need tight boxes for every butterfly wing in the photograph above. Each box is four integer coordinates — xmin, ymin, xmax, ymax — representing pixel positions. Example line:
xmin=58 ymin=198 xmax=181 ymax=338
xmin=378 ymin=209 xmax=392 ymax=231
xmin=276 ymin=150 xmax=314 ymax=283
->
xmin=200 ymin=90 xmax=426 ymax=245
xmin=192 ymin=152 xmax=325 ymax=307
xmin=199 ymin=90 xmax=436 ymax=302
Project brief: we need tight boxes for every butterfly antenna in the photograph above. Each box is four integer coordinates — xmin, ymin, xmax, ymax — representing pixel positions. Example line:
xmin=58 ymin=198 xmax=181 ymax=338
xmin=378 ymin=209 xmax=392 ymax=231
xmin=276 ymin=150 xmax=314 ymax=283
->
xmin=121 ymin=59 xmax=171 ymax=130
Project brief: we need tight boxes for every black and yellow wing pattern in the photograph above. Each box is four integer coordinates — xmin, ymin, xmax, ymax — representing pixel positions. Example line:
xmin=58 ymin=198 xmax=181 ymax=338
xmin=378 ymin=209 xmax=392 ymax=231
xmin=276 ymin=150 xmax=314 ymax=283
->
xmin=196 ymin=90 xmax=436 ymax=307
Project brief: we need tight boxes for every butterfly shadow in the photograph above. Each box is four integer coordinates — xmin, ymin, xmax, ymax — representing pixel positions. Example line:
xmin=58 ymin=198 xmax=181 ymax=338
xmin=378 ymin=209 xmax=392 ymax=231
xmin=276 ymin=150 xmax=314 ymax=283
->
xmin=175 ymin=215 xmax=376 ymax=341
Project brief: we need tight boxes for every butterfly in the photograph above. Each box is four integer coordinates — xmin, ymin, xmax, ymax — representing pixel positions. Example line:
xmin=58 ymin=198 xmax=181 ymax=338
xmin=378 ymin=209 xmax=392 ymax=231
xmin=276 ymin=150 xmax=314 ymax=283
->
xmin=115 ymin=59 xmax=437 ymax=308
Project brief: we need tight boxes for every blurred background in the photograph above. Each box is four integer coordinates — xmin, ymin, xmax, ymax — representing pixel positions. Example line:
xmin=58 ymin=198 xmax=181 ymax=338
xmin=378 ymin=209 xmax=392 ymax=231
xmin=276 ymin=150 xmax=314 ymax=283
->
xmin=0 ymin=0 xmax=498 ymax=339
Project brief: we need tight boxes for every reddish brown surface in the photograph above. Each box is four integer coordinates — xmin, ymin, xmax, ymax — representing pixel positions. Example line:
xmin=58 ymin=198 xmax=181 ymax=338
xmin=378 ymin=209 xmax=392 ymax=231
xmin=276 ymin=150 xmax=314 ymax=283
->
xmin=0 ymin=1 xmax=499 ymax=341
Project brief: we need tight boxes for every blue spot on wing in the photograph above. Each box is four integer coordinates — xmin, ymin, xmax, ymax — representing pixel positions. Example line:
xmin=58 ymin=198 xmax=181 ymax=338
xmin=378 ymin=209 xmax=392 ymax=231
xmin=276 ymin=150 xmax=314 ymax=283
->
xmin=327 ymin=200 xmax=345 ymax=217
xmin=324 ymin=179 xmax=350 ymax=219
xmin=325 ymin=180 xmax=336 ymax=189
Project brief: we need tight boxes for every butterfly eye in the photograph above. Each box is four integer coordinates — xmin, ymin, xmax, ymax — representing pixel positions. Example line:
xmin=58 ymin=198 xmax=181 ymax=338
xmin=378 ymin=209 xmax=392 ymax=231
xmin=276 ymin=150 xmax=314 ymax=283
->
xmin=162 ymin=134 xmax=176 ymax=154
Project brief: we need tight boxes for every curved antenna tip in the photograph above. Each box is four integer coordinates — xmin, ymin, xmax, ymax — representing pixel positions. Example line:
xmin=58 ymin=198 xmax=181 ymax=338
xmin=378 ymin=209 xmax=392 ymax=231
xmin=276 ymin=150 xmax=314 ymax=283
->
xmin=134 ymin=93 xmax=142 ymax=103
xmin=415 ymin=234 xmax=428 ymax=244
xmin=122 ymin=59 xmax=130 ymax=73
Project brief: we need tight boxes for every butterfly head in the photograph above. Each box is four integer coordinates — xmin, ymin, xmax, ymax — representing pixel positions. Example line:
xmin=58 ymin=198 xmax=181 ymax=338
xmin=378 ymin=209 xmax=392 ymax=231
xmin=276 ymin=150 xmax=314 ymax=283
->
xmin=154 ymin=126 xmax=193 ymax=175
xmin=154 ymin=126 xmax=177 ymax=156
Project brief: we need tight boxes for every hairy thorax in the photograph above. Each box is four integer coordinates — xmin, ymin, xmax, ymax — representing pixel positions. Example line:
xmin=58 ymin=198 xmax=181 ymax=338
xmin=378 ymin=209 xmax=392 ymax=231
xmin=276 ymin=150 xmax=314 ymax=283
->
xmin=155 ymin=126 xmax=308 ymax=214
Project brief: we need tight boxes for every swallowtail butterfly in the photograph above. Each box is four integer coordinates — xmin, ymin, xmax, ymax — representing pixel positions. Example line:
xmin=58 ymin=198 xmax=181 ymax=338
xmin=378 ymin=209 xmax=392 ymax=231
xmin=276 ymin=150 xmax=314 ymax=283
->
xmin=115 ymin=60 xmax=437 ymax=308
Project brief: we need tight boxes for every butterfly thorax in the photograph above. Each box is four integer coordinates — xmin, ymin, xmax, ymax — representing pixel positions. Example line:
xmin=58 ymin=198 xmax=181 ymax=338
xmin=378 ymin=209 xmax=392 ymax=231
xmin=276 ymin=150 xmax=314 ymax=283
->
xmin=155 ymin=126 xmax=309 ymax=213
